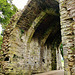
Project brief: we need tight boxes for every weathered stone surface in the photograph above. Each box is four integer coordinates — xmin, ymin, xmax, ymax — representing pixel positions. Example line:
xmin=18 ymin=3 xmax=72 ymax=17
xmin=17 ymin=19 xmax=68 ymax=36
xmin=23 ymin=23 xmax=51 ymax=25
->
xmin=60 ymin=0 xmax=75 ymax=75
xmin=0 ymin=0 xmax=75 ymax=75
xmin=56 ymin=47 xmax=62 ymax=70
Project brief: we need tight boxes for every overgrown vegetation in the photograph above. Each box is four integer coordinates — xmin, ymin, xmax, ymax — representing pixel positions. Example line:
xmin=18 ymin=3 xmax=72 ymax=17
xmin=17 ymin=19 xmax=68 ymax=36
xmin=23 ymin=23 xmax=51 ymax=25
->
xmin=0 ymin=0 xmax=18 ymax=29
xmin=0 ymin=0 xmax=18 ymax=49
xmin=0 ymin=35 xmax=3 ymax=49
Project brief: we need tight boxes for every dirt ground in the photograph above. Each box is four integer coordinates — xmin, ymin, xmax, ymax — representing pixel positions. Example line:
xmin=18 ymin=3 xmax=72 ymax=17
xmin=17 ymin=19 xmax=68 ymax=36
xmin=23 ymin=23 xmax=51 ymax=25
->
xmin=35 ymin=70 xmax=64 ymax=75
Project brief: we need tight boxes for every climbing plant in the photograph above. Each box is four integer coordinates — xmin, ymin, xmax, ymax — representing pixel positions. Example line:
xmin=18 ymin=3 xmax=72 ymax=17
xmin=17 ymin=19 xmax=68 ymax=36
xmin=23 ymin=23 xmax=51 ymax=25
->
xmin=0 ymin=35 xmax=3 ymax=49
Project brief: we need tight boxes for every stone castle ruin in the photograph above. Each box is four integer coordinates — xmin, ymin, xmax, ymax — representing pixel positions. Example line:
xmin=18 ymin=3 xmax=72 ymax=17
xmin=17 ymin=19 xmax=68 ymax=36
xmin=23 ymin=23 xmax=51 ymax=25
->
xmin=0 ymin=0 xmax=75 ymax=75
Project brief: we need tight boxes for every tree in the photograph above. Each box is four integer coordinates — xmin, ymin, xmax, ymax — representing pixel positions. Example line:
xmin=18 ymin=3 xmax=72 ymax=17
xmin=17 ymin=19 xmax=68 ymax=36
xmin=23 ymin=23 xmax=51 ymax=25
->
xmin=0 ymin=0 xmax=18 ymax=29
xmin=0 ymin=0 xmax=18 ymax=50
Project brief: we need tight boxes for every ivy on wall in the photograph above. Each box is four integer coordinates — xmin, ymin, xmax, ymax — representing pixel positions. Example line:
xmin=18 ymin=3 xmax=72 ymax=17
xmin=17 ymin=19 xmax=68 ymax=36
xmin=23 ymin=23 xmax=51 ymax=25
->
xmin=0 ymin=35 xmax=3 ymax=49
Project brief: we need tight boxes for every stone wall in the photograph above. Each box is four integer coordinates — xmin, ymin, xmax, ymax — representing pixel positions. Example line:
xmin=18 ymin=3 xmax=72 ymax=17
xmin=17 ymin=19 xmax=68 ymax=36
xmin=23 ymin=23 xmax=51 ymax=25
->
xmin=0 ymin=0 xmax=64 ymax=75
xmin=60 ymin=0 xmax=75 ymax=75
xmin=0 ymin=27 xmax=58 ymax=74
xmin=56 ymin=47 xmax=62 ymax=70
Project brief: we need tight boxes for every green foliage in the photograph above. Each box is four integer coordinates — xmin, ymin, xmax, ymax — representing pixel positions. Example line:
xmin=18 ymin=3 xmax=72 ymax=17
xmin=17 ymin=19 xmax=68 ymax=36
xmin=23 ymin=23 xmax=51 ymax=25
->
xmin=71 ymin=47 xmax=75 ymax=50
xmin=0 ymin=0 xmax=18 ymax=29
xmin=0 ymin=35 xmax=3 ymax=49
xmin=0 ymin=29 xmax=4 ymax=36
xmin=19 ymin=29 xmax=24 ymax=39
xmin=20 ymin=29 xmax=24 ymax=34
xmin=60 ymin=43 xmax=63 ymax=57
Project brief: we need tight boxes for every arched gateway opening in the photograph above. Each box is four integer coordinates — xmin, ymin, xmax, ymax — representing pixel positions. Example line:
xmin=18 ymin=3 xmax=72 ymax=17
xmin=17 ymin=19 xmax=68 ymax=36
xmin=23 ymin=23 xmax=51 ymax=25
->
xmin=0 ymin=0 xmax=75 ymax=75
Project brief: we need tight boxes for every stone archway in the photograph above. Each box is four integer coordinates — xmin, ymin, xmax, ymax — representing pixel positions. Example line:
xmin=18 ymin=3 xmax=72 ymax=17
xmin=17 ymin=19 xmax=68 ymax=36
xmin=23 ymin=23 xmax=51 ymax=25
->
xmin=0 ymin=0 xmax=75 ymax=75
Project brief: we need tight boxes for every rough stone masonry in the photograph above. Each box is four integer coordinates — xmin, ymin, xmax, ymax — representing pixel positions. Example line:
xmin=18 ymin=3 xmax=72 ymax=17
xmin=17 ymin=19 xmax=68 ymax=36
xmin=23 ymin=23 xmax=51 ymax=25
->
xmin=60 ymin=0 xmax=75 ymax=75
xmin=0 ymin=0 xmax=75 ymax=75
